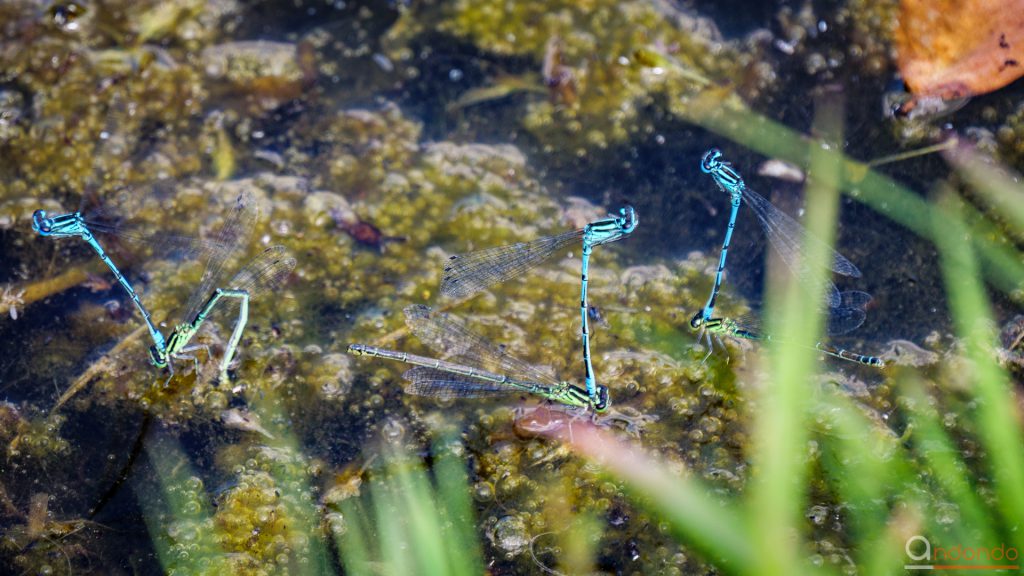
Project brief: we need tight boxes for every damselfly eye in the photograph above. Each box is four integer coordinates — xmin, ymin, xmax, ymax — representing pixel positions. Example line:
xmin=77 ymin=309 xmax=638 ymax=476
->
xmin=701 ymin=148 xmax=722 ymax=172
xmin=689 ymin=312 xmax=704 ymax=329
xmin=32 ymin=210 xmax=51 ymax=233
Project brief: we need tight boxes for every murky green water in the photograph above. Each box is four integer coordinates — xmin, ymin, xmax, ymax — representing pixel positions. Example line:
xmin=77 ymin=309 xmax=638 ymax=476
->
xmin=1 ymin=0 xmax=1022 ymax=574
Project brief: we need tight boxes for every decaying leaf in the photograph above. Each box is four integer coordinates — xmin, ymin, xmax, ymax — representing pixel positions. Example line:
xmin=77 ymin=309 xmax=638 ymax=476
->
xmin=895 ymin=0 xmax=1024 ymax=110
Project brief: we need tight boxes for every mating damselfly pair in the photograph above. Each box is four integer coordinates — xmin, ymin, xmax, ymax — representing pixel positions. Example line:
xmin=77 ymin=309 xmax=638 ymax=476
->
xmin=349 ymin=147 xmax=885 ymax=414
xmin=349 ymin=206 xmax=638 ymax=413
xmin=693 ymin=148 xmax=884 ymax=368
xmin=33 ymin=190 xmax=296 ymax=384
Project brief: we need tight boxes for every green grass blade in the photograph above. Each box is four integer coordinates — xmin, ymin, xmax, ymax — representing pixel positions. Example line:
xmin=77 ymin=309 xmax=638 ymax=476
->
xmin=753 ymin=98 xmax=843 ymax=576
xmin=249 ymin=398 xmax=332 ymax=576
xmin=901 ymin=376 xmax=999 ymax=546
xmin=814 ymin=387 xmax=913 ymax=571
xmin=559 ymin=511 xmax=601 ymax=575
xmin=542 ymin=421 xmax=756 ymax=575
xmin=946 ymin=145 xmax=1024 ymax=236
xmin=137 ymin=433 xmax=226 ymax=575
xmin=933 ymin=186 xmax=1024 ymax=552
xmin=393 ymin=454 xmax=451 ymax=573
xmin=337 ymin=498 xmax=374 ymax=576
xmin=371 ymin=477 xmax=412 ymax=576
xmin=434 ymin=439 xmax=485 ymax=575
xmin=335 ymin=441 xmax=482 ymax=576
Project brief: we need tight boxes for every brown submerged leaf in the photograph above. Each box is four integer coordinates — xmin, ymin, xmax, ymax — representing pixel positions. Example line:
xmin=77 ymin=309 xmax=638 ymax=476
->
xmin=895 ymin=0 xmax=1024 ymax=110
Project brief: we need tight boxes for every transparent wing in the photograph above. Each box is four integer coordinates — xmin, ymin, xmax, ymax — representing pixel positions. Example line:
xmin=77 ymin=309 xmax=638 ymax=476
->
xmin=836 ymin=290 xmax=872 ymax=309
xmin=825 ymin=291 xmax=871 ymax=335
xmin=81 ymin=186 xmax=221 ymax=257
xmin=227 ymin=246 xmax=296 ymax=299
xmin=403 ymin=367 xmax=525 ymax=398
xmin=403 ymin=304 xmax=560 ymax=388
xmin=440 ymin=229 xmax=583 ymax=300
xmin=727 ymin=290 xmax=871 ymax=337
xmin=182 ymin=190 xmax=259 ymax=322
xmin=826 ymin=306 xmax=866 ymax=336
xmin=728 ymin=312 xmax=764 ymax=335
xmin=85 ymin=218 xmax=227 ymax=261
xmin=742 ymin=186 xmax=861 ymax=308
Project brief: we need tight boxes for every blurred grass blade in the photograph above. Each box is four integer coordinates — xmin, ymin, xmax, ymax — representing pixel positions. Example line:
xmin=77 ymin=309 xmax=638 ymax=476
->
xmin=371 ymin=477 xmax=413 ymax=575
xmin=955 ymin=197 xmax=1024 ymax=291
xmin=932 ymin=184 xmax=1024 ymax=552
xmin=337 ymin=499 xmax=374 ymax=576
xmin=434 ymin=439 xmax=485 ymax=575
xmin=541 ymin=421 xmax=757 ymax=575
xmin=756 ymin=95 xmax=843 ymax=576
xmin=946 ymin=144 xmax=1024 ymax=242
xmin=335 ymin=441 xmax=483 ymax=575
xmin=137 ymin=433 xmax=225 ymax=574
xmin=560 ymin=511 xmax=600 ymax=575
xmin=250 ymin=397 xmax=332 ymax=576
xmin=395 ymin=453 xmax=451 ymax=572
xmin=945 ymin=143 xmax=1024 ymax=238
xmin=900 ymin=376 xmax=999 ymax=547
xmin=862 ymin=508 xmax=927 ymax=575
xmin=813 ymin=387 xmax=915 ymax=572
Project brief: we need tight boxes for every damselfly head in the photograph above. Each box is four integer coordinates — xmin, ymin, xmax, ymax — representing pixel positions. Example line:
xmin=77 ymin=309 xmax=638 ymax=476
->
xmin=701 ymin=148 xmax=723 ymax=173
xmin=615 ymin=205 xmax=638 ymax=233
xmin=594 ymin=385 xmax=610 ymax=412
xmin=689 ymin=311 xmax=705 ymax=330
xmin=149 ymin=344 xmax=167 ymax=368
xmin=31 ymin=210 xmax=52 ymax=234
xmin=32 ymin=210 xmax=83 ymax=237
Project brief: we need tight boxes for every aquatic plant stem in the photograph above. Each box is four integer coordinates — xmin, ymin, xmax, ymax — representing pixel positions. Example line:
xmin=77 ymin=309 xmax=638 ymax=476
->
xmin=19 ymin=264 xmax=103 ymax=309
xmin=51 ymin=324 xmax=148 ymax=414
xmin=866 ymin=138 xmax=958 ymax=167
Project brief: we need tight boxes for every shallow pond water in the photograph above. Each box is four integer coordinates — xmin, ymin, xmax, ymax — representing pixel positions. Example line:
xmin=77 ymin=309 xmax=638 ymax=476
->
xmin=1 ymin=0 xmax=1022 ymax=574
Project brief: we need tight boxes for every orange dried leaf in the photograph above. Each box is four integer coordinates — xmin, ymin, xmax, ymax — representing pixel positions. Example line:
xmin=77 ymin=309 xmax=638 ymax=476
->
xmin=895 ymin=0 xmax=1024 ymax=101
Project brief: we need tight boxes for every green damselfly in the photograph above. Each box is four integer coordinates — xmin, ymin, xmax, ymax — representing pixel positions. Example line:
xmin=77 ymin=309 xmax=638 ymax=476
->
xmin=348 ymin=305 xmax=610 ymax=411
xmin=689 ymin=292 xmax=884 ymax=367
